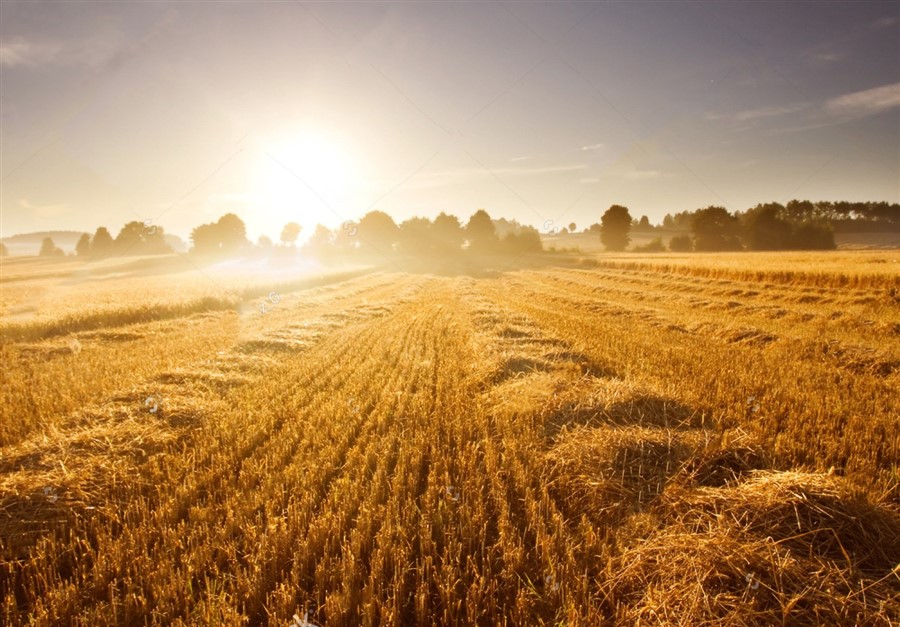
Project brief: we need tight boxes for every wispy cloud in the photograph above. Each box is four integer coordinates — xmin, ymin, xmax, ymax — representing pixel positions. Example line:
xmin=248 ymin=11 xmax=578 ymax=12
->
xmin=509 ymin=155 xmax=532 ymax=162
xmin=0 ymin=39 xmax=60 ymax=67
xmin=825 ymin=82 xmax=900 ymax=118
xmin=734 ymin=103 xmax=809 ymax=121
xmin=581 ymin=143 xmax=604 ymax=151
xmin=808 ymin=50 xmax=844 ymax=65
xmin=871 ymin=16 xmax=898 ymax=30
xmin=710 ymin=82 xmax=900 ymax=134
xmin=620 ymin=169 xmax=669 ymax=181
xmin=708 ymin=102 xmax=808 ymax=122
xmin=19 ymin=197 xmax=71 ymax=217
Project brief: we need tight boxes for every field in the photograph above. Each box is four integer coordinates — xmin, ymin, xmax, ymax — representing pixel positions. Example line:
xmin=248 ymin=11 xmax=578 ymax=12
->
xmin=1 ymin=251 xmax=899 ymax=625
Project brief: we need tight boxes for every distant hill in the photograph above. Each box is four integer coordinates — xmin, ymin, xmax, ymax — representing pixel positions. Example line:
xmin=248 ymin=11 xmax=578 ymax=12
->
xmin=1 ymin=231 xmax=87 ymax=256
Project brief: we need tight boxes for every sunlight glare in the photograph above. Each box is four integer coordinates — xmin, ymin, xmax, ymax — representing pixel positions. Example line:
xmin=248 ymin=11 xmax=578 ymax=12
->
xmin=254 ymin=132 xmax=356 ymax=238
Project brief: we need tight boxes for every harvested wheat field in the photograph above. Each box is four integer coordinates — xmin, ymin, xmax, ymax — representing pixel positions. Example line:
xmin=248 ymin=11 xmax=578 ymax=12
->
xmin=1 ymin=252 xmax=899 ymax=626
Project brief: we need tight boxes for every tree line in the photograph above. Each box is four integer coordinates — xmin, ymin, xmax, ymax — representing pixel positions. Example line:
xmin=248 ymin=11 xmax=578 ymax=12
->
xmin=595 ymin=200 xmax=899 ymax=252
xmin=21 ymin=198 xmax=898 ymax=259
xmin=32 ymin=221 xmax=171 ymax=258
xmin=186 ymin=209 xmax=542 ymax=259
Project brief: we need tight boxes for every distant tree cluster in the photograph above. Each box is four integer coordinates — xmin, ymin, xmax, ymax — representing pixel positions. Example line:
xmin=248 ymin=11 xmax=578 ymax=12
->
xmin=38 ymin=221 xmax=171 ymax=259
xmin=300 ymin=208 xmax=542 ymax=260
xmin=653 ymin=200 xmax=898 ymax=251
xmin=587 ymin=199 xmax=885 ymax=252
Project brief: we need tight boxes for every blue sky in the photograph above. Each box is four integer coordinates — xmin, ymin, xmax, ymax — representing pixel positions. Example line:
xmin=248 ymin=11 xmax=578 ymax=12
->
xmin=2 ymin=1 xmax=898 ymax=240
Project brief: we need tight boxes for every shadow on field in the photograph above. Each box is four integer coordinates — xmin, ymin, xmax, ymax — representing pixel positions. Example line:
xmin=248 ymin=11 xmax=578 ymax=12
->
xmin=542 ymin=393 xmax=705 ymax=440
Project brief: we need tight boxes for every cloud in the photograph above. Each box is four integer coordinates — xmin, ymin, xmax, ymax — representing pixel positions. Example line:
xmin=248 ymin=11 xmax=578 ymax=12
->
xmin=0 ymin=39 xmax=61 ymax=67
xmin=621 ymin=169 xmax=668 ymax=181
xmin=711 ymin=83 xmax=899 ymax=132
xmin=809 ymin=50 xmax=844 ymax=64
xmin=734 ymin=104 xmax=809 ymax=121
xmin=825 ymin=82 xmax=900 ymax=118
xmin=709 ymin=102 xmax=808 ymax=122
xmin=871 ymin=16 xmax=898 ymax=29
xmin=581 ymin=143 xmax=604 ymax=151
xmin=509 ymin=155 xmax=532 ymax=162
xmin=19 ymin=197 xmax=71 ymax=218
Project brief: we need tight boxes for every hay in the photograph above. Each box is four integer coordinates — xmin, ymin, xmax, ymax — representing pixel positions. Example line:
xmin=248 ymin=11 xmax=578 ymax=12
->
xmin=605 ymin=470 xmax=900 ymax=625
xmin=545 ymin=425 xmax=702 ymax=523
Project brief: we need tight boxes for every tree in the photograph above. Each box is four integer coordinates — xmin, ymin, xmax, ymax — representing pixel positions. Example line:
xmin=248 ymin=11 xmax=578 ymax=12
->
xmin=785 ymin=199 xmax=815 ymax=223
xmin=216 ymin=213 xmax=249 ymax=255
xmin=39 ymin=237 xmax=64 ymax=257
xmin=668 ymin=234 xmax=693 ymax=252
xmin=432 ymin=212 xmax=464 ymax=254
xmin=305 ymin=224 xmax=334 ymax=256
xmin=357 ymin=210 xmax=400 ymax=254
xmin=637 ymin=215 xmax=651 ymax=231
xmin=190 ymin=213 xmax=249 ymax=256
xmin=502 ymin=226 xmax=542 ymax=254
xmin=92 ymin=227 xmax=114 ymax=257
xmin=280 ymin=222 xmax=302 ymax=247
xmin=0 ymin=242 xmax=8 ymax=257
xmin=600 ymin=205 xmax=632 ymax=251
xmin=691 ymin=206 xmax=742 ymax=251
xmin=115 ymin=221 xmax=169 ymax=255
xmin=466 ymin=209 xmax=498 ymax=253
xmin=568 ymin=222 xmax=577 ymax=233
xmin=793 ymin=221 xmax=836 ymax=250
xmin=190 ymin=223 xmax=221 ymax=255
xmin=398 ymin=217 xmax=433 ymax=255
xmin=633 ymin=237 xmax=666 ymax=252
xmin=257 ymin=235 xmax=274 ymax=249
xmin=75 ymin=233 xmax=92 ymax=257
xmin=742 ymin=203 xmax=792 ymax=250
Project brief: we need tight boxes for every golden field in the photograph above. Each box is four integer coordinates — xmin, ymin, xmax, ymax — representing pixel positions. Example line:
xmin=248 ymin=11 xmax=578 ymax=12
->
xmin=1 ymin=251 xmax=898 ymax=625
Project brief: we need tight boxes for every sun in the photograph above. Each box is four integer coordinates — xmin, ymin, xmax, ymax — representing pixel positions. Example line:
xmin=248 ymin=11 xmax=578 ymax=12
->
xmin=254 ymin=131 xmax=356 ymax=237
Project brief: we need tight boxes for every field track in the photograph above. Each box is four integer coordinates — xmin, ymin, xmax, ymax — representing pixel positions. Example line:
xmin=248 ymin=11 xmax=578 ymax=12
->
xmin=2 ymin=258 xmax=898 ymax=625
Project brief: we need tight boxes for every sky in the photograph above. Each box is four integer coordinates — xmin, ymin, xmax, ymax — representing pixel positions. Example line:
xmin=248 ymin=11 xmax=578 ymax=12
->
xmin=1 ymin=1 xmax=898 ymax=242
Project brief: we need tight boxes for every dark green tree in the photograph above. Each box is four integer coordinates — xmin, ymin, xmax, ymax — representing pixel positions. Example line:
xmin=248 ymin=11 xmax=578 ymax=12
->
xmin=742 ymin=203 xmax=792 ymax=250
xmin=691 ymin=206 xmax=742 ymax=251
xmin=668 ymin=234 xmax=693 ymax=252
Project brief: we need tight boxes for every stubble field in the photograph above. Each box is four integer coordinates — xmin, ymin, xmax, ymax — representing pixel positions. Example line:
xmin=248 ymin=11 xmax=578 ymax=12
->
xmin=1 ymin=251 xmax=899 ymax=625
